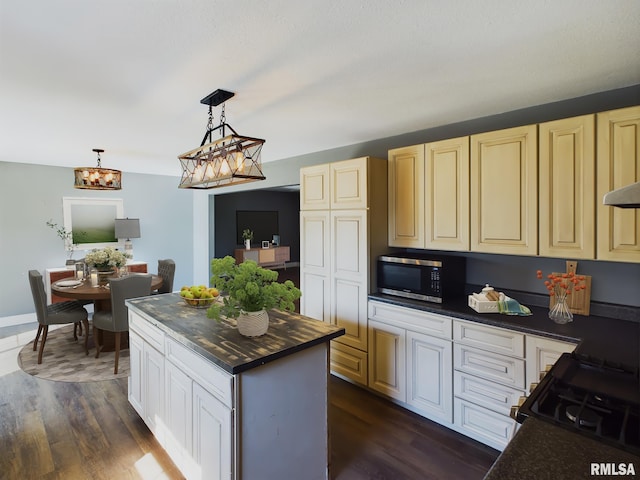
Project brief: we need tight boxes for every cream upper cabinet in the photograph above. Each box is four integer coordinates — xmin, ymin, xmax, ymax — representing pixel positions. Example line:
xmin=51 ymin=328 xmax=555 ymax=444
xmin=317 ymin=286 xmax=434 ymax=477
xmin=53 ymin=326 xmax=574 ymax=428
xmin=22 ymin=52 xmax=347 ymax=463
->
xmin=425 ymin=136 xmax=470 ymax=251
xmin=330 ymin=157 xmax=369 ymax=209
xmin=596 ymin=106 xmax=640 ymax=263
xmin=470 ymin=125 xmax=538 ymax=255
xmin=539 ymin=115 xmax=595 ymax=259
xmin=388 ymin=145 xmax=425 ymax=247
xmin=300 ymin=163 xmax=330 ymax=210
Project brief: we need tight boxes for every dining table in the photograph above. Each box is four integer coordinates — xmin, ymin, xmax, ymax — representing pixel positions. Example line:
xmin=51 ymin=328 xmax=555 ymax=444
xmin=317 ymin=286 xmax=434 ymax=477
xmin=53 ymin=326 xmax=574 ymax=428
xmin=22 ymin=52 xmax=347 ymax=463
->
xmin=51 ymin=273 xmax=163 ymax=352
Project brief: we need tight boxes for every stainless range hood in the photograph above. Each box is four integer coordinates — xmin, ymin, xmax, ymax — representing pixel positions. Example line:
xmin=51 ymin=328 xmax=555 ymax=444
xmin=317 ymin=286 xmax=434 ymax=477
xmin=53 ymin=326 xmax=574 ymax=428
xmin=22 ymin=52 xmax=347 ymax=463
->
xmin=603 ymin=181 xmax=640 ymax=208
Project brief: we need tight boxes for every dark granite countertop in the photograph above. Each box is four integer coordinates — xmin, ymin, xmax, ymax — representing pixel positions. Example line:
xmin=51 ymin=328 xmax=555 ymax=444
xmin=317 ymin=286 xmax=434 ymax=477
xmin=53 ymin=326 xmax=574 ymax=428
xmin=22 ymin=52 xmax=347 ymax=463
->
xmin=126 ymin=293 xmax=345 ymax=375
xmin=484 ymin=418 xmax=640 ymax=480
xmin=368 ymin=293 xmax=640 ymax=367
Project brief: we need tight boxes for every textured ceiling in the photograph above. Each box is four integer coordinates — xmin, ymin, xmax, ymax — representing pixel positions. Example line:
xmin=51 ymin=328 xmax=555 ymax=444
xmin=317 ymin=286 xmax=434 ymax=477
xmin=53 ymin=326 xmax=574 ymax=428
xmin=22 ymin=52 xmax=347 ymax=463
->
xmin=1 ymin=0 xmax=639 ymax=177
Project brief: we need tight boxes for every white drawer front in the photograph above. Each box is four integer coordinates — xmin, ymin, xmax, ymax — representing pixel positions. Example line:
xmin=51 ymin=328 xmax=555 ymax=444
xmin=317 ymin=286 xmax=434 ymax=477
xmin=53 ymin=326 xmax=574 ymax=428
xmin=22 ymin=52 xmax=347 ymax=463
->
xmin=165 ymin=337 xmax=233 ymax=407
xmin=129 ymin=311 xmax=165 ymax=352
xmin=454 ymin=398 xmax=516 ymax=451
xmin=454 ymin=371 xmax=524 ymax=416
xmin=453 ymin=320 xmax=524 ymax=357
xmin=454 ymin=343 xmax=525 ymax=388
xmin=368 ymin=301 xmax=452 ymax=339
xmin=330 ymin=341 xmax=368 ymax=386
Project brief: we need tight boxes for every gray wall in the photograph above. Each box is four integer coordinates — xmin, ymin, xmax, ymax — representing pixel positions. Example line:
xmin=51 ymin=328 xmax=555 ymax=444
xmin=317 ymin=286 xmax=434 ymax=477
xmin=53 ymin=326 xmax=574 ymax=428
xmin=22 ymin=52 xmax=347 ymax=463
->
xmin=0 ymin=161 xmax=194 ymax=317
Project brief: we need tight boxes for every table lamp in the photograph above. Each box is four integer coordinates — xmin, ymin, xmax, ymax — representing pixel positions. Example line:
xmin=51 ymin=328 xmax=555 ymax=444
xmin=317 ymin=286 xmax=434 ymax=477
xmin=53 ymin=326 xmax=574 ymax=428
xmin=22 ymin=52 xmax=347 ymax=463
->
xmin=115 ymin=218 xmax=140 ymax=259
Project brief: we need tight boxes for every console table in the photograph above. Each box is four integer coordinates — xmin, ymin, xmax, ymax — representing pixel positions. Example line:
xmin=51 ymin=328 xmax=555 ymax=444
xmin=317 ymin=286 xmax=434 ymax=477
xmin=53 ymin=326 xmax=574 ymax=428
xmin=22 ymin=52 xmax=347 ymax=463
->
xmin=234 ymin=246 xmax=290 ymax=269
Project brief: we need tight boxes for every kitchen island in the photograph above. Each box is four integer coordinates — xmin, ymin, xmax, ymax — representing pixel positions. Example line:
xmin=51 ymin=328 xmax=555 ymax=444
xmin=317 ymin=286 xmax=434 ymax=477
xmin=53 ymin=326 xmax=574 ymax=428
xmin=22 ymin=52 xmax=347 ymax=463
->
xmin=125 ymin=293 xmax=345 ymax=480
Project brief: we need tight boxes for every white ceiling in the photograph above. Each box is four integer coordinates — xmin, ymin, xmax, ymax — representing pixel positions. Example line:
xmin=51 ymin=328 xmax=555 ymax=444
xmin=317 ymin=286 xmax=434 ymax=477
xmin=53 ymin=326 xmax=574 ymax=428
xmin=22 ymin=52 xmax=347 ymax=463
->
xmin=1 ymin=0 xmax=639 ymax=178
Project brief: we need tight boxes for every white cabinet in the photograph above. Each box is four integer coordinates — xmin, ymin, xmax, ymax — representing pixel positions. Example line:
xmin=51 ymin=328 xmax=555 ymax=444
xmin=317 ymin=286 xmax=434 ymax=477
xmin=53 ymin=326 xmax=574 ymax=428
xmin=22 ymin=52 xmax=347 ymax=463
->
xmin=453 ymin=319 xmax=525 ymax=450
xmin=406 ymin=331 xmax=453 ymax=423
xmin=165 ymin=360 xmax=194 ymax=475
xmin=300 ymin=163 xmax=330 ymax=210
xmin=192 ymin=383 xmax=232 ymax=480
xmin=367 ymin=302 xmax=579 ymax=452
xmin=368 ymin=319 xmax=406 ymax=401
xmin=300 ymin=157 xmax=387 ymax=386
xmin=368 ymin=301 xmax=453 ymax=425
xmin=129 ymin=312 xmax=232 ymax=480
xmin=525 ymin=335 xmax=576 ymax=388
xmin=129 ymin=308 xmax=333 ymax=480
xmin=331 ymin=209 xmax=368 ymax=351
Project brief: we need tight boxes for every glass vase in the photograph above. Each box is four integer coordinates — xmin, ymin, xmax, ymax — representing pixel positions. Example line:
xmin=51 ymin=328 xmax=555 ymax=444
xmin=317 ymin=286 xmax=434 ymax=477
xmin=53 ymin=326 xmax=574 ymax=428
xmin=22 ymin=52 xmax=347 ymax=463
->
xmin=549 ymin=296 xmax=573 ymax=324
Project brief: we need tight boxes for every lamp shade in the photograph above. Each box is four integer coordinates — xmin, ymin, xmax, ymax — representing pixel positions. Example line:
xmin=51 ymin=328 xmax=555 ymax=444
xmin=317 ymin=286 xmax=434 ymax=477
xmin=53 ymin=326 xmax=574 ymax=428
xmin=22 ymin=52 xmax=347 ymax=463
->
xmin=114 ymin=218 xmax=140 ymax=240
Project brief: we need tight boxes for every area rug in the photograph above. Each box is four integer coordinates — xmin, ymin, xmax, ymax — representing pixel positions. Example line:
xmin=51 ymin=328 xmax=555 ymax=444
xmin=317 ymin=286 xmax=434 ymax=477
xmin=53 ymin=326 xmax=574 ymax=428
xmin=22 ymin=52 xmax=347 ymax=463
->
xmin=18 ymin=324 xmax=129 ymax=382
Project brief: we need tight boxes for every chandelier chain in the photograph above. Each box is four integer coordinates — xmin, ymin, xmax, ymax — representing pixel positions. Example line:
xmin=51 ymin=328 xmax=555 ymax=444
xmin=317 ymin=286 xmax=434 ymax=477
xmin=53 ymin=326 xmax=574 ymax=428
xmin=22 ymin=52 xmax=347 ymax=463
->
xmin=220 ymin=103 xmax=226 ymax=126
xmin=96 ymin=151 xmax=102 ymax=168
xmin=207 ymin=106 xmax=214 ymax=132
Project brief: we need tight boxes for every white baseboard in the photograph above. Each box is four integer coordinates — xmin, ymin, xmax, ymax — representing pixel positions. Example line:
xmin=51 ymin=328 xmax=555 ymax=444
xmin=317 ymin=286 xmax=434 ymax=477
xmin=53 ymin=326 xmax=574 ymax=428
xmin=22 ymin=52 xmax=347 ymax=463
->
xmin=0 ymin=313 xmax=36 ymax=328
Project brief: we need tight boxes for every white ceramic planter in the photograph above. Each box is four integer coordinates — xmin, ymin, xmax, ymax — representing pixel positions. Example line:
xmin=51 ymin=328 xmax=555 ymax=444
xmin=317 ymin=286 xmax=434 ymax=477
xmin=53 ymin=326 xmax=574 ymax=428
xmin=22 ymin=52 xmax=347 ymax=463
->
xmin=237 ymin=309 xmax=269 ymax=337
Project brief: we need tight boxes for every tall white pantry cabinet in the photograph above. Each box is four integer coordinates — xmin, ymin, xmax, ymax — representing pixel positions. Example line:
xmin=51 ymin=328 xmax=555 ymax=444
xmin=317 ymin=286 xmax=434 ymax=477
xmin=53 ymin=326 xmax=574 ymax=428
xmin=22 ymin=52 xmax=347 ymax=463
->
xmin=300 ymin=157 xmax=388 ymax=385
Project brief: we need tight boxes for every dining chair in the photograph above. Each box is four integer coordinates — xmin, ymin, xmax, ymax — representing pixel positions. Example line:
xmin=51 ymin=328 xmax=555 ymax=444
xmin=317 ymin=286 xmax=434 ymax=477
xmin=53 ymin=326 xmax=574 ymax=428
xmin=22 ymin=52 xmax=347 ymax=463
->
xmin=93 ymin=274 xmax=152 ymax=374
xmin=156 ymin=259 xmax=176 ymax=294
xmin=28 ymin=270 xmax=89 ymax=364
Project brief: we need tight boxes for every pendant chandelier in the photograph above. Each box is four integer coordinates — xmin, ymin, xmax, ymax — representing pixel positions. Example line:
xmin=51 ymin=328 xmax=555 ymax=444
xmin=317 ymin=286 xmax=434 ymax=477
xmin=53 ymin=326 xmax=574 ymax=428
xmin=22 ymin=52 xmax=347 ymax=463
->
xmin=178 ymin=89 xmax=266 ymax=189
xmin=74 ymin=149 xmax=122 ymax=190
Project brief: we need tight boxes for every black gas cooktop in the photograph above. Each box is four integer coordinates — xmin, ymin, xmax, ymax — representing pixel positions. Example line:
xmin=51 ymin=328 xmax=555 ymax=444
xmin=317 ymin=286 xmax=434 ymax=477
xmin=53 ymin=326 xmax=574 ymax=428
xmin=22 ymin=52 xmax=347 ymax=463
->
xmin=516 ymin=352 xmax=640 ymax=456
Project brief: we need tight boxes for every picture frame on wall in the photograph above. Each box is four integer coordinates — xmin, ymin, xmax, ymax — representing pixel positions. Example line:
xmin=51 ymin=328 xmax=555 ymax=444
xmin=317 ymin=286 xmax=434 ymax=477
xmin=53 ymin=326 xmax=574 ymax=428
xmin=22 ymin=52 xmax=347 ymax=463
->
xmin=62 ymin=197 xmax=124 ymax=251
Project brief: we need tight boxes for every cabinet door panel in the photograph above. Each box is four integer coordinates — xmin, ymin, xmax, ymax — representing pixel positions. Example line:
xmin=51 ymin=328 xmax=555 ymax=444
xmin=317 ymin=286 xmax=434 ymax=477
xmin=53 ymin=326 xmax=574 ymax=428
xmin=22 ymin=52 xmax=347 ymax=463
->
xmin=332 ymin=278 xmax=367 ymax=350
xmin=300 ymin=211 xmax=330 ymax=274
xmin=539 ymin=115 xmax=595 ymax=258
xmin=368 ymin=320 xmax=405 ymax=401
xmin=388 ymin=145 xmax=425 ymax=247
xmin=331 ymin=210 xmax=367 ymax=281
xmin=597 ymin=106 xmax=640 ymax=262
xmin=144 ymin=344 xmax=165 ymax=440
xmin=470 ymin=125 xmax=537 ymax=255
xmin=193 ymin=383 xmax=232 ymax=480
xmin=300 ymin=272 xmax=330 ymax=323
xmin=331 ymin=157 xmax=368 ymax=209
xmin=165 ymin=361 xmax=193 ymax=473
xmin=300 ymin=164 xmax=330 ymax=210
xmin=407 ymin=331 xmax=452 ymax=423
xmin=525 ymin=335 xmax=575 ymax=387
xmin=425 ymin=137 xmax=470 ymax=251
xmin=128 ymin=329 xmax=144 ymax=417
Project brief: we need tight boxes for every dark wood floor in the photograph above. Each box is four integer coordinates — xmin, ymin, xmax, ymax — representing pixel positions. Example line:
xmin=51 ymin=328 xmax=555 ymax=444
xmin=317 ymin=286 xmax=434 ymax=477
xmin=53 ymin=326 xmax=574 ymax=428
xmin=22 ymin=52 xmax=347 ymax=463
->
xmin=0 ymin=367 xmax=498 ymax=479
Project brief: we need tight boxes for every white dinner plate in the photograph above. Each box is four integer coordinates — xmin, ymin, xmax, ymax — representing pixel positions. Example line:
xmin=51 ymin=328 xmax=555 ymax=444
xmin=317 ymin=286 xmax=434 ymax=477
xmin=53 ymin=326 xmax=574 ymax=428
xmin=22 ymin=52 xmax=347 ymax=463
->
xmin=56 ymin=279 xmax=82 ymax=287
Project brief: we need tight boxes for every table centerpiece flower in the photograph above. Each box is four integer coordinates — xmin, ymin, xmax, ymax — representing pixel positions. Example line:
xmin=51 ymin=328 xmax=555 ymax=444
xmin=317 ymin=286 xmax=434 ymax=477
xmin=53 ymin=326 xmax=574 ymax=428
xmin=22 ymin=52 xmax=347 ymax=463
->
xmin=85 ymin=246 xmax=131 ymax=271
xmin=207 ymin=255 xmax=301 ymax=336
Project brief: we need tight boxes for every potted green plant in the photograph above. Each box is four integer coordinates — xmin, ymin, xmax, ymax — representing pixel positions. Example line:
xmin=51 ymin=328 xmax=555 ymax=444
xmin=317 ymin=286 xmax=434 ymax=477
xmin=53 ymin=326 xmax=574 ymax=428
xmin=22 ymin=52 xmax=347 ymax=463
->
xmin=207 ymin=256 xmax=301 ymax=337
xmin=242 ymin=228 xmax=253 ymax=250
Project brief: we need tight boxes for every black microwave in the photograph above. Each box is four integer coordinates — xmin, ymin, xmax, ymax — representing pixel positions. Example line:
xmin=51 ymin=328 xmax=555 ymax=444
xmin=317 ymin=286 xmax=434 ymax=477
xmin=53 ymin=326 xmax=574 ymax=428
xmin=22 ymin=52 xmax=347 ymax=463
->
xmin=377 ymin=253 xmax=466 ymax=304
